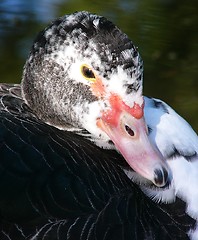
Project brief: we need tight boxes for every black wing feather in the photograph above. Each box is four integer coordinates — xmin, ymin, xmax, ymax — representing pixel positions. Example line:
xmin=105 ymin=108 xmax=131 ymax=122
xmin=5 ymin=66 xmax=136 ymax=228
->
xmin=0 ymin=84 xmax=194 ymax=239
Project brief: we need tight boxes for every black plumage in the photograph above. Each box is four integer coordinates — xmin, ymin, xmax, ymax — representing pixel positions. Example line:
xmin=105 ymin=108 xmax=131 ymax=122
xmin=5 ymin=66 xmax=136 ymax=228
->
xmin=0 ymin=85 xmax=194 ymax=239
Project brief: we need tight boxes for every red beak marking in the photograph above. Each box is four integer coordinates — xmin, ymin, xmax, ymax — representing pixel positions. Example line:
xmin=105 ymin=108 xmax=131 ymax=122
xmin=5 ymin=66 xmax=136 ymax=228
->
xmin=102 ymin=94 xmax=144 ymax=127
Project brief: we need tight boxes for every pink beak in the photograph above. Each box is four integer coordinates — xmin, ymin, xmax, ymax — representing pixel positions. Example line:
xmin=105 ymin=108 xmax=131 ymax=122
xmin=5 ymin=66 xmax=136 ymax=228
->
xmin=97 ymin=95 xmax=171 ymax=187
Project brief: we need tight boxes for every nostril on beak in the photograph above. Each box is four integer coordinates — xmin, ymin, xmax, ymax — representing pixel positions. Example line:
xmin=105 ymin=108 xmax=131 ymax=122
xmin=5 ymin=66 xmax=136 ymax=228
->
xmin=125 ymin=125 xmax=135 ymax=137
xmin=153 ymin=167 xmax=170 ymax=188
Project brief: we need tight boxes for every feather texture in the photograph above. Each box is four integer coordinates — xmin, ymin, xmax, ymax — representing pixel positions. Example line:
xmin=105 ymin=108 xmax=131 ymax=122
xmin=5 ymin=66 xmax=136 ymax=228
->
xmin=0 ymin=84 xmax=194 ymax=239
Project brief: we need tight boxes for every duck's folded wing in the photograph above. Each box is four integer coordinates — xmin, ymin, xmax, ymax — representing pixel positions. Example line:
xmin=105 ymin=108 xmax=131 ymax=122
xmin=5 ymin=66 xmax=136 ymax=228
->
xmin=0 ymin=85 xmax=194 ymax=239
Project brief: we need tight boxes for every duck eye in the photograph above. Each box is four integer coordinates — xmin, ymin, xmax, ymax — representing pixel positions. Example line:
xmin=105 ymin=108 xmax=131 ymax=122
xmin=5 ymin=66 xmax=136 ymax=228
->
xmin=81 ymin=65 xmax=95 ymax=81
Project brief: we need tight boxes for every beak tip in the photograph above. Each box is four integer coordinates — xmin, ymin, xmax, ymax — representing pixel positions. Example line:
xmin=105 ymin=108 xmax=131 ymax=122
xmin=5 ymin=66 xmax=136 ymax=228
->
xmin=153 ymin=167 xmax=171 ymax=188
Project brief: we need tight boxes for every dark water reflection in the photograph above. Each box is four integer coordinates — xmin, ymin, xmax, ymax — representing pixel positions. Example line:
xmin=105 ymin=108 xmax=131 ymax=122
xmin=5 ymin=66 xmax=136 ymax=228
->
xmin=0 ymin=0 xmax=197 ymax=131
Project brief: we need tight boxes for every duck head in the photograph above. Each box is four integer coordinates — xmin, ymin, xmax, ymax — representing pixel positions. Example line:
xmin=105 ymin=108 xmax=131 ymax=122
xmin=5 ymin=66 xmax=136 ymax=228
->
xmin=22 ymin=11 xmax=171 ymax=187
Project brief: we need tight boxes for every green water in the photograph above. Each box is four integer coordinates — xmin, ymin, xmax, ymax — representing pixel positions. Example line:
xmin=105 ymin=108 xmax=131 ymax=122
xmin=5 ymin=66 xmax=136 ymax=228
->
xmin=0 ymin=0 xmax=197 ymax=131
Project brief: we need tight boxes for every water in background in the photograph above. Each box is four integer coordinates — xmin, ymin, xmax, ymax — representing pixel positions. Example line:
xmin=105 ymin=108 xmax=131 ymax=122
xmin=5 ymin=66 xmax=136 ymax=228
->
xmin=0 ymin=0 xmax=197 ymax=131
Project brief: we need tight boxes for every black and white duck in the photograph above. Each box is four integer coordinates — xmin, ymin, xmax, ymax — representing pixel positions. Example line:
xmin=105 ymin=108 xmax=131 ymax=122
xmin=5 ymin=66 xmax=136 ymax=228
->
xmin=0 ymin=11 xmax=196 ymax=239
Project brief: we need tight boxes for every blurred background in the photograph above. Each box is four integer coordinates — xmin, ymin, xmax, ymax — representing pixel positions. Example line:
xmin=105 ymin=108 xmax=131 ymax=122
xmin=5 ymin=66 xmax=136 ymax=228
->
xmin=0 ymin=0 xmax=197 ymax=130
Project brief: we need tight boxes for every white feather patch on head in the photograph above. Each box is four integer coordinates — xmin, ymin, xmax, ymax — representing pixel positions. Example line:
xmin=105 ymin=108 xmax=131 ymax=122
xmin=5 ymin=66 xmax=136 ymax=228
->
xmin=72 ymin=100 xmax=112 ymax=148
xmin=93 ymin=18 xmax=100 ymax=28
xmin=45 ymin=41 xmax=106 ymax=86
xmin=106 ymin=65 xmax=143 ymax=107
xmin=64 ymin=14 xmax=77 ymax=25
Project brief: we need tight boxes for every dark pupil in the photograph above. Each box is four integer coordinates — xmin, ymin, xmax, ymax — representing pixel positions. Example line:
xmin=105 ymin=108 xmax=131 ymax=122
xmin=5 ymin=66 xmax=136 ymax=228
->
xmin=83 ymin=67 xmax=95 ymax=78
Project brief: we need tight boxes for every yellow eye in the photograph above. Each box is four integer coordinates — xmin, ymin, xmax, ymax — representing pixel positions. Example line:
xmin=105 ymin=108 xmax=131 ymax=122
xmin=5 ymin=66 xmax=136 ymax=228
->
xmin=81 ymin=65 xmax=96 ymax=81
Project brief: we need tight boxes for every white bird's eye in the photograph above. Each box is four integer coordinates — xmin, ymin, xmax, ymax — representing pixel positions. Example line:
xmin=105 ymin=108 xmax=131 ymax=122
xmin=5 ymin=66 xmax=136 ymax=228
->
xmin=81 ymin=65 xmax=96 ymax=81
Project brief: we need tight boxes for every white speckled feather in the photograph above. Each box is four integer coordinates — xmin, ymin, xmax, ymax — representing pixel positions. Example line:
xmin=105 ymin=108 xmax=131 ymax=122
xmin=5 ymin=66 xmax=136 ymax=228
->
xmin=143 ymin=96 xmax=198 ymax=238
